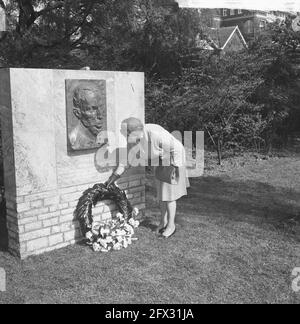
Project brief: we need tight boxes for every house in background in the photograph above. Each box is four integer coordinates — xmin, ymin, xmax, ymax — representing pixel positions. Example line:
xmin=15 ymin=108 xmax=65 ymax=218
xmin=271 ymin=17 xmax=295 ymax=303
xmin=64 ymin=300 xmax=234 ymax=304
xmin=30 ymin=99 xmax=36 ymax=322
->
xmin=196 ymin=25 xmax=248 ymax=53
xmin=153 ymin=0 xmax=179 ymax=11
xmin=201 ymin=9 xmax=287 ymax=41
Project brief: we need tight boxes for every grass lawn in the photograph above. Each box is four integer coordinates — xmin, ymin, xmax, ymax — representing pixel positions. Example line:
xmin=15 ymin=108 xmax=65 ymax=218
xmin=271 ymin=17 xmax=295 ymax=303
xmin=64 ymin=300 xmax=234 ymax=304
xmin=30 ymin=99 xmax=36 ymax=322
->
xmin=0 ymin=155 xmax=299 ymax=304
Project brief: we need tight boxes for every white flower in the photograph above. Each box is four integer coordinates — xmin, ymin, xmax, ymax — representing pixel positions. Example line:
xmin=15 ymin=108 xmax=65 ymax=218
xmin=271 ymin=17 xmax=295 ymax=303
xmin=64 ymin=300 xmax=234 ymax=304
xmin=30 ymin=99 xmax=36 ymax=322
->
xmin=127 ymin=226 xmax=135 ymax=235
xmin=115 ymin=229 xmax=123 ymax=236
xmin=103 ymin=228 xmax=110 ymax=235
xmin=116 ymin=212 xmax=124 ymax=220
xmin=100 ymin=227 xmax=110 ymax=237
xmin=92 ymin=228 xmax=100 ymax=236
xmin=85 ymin=231 xmax=94 ymax=241
xmin=99 ymin=227 xmax=105 ymax=237
xmin=129 ymin=218 xmax=135 ymax=227
xmin=97 ymin=238 xmax=108 ymax=249
xmin=86 ymin=202 xmax=140 ymax=252
xmin=119 ymin=230 xmax=126 ymax=236
xmin=93 ymin=243 xmax=101 ymax=252
xmin=113 ymin=243 xmax=122 ymax=251
xmin=123 ymin=224 xmax=130 ymax=231
xmin=106 ymin=236 xmax=113 ymax=243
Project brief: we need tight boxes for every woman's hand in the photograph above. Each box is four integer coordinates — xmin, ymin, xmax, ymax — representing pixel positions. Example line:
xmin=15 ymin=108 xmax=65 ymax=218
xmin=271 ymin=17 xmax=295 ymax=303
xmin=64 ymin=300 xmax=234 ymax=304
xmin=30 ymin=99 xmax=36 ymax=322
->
xmin=104 ymin=173 xmax=121 ymax=188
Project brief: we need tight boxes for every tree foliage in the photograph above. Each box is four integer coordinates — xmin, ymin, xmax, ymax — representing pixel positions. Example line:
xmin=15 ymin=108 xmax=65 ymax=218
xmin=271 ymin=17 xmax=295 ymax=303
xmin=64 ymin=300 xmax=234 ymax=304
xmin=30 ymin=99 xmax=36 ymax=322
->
xmin=0 ymin=3 xmax=299 ymax=163
xmin=146 ymin=18 xmax=300 ymax=162
xmin=0 ymin=0 xmax=201 ymax=76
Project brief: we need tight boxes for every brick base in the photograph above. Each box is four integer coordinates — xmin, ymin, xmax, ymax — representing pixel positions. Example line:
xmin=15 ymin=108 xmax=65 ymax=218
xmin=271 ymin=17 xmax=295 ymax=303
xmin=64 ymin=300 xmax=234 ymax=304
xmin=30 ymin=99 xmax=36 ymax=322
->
xmin=5 ymin=174 xmax=145 ymax=259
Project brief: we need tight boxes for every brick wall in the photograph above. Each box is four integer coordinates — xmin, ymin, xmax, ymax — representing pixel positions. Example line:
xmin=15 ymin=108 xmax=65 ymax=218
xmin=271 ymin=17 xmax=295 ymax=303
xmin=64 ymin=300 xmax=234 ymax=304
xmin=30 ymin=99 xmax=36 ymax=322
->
xmin=6 ymin=173 xmax=145 ymax=259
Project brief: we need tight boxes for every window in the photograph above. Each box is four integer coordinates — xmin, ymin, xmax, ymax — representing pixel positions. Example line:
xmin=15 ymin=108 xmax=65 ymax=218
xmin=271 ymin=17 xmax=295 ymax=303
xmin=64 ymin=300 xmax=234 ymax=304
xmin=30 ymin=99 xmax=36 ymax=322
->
xmin=245 ymin=20 xmax=254 ymax=34
xmin=259 ymin=20 xmax=266 ymax=29
xmin=238 ymin=9 xmax=242 ymax=14
xmin=230 ymin=9 xmax=235 ymax=16
xmin=223 ymin=9 xmax=228 ymax=16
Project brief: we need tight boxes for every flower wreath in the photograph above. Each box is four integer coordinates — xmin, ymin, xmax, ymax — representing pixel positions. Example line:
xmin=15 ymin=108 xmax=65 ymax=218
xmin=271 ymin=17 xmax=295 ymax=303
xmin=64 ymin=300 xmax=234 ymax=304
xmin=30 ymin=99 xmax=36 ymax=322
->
xmin=75 ymin=183 xmax=140 ymax=253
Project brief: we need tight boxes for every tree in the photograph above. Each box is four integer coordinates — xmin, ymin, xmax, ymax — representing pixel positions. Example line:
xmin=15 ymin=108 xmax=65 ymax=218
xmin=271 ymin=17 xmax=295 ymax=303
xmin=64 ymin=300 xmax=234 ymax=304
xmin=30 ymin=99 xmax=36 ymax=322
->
xmin=0 ymin=0 xmax=101 ymax=67
xmin=147 ymin=50 xmax=266 ymax=164
xmin=146 ymin=16 xmax=300 ymax=163
xmin=0 ymin=0 xmax=201 ymax=76
xmin=249 ymin=18 xmax=300 ymax=151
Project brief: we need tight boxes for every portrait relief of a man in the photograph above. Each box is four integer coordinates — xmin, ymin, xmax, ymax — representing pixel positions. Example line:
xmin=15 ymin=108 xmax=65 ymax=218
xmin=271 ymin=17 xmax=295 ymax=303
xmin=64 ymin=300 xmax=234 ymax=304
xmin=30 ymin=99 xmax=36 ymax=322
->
xmin=66 ymin=80 xmax=107 ymax=151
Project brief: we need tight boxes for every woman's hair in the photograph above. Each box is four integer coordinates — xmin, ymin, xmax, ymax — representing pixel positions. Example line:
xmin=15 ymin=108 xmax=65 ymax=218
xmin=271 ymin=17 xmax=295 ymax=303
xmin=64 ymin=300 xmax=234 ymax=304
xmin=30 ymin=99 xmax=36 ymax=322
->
xmin=121 ymin=117 xmax=144 ymax=134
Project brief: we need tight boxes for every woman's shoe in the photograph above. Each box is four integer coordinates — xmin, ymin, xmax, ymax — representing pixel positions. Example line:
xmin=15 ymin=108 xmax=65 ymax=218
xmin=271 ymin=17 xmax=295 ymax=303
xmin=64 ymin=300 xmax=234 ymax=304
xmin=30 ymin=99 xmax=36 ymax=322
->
xmin=158 ymin=227 xmax=167 ymax=234
xmin=162 ymin=227 xmax=176 ymax=239
xmin=156 ymin=225 xmax=167 ymax=234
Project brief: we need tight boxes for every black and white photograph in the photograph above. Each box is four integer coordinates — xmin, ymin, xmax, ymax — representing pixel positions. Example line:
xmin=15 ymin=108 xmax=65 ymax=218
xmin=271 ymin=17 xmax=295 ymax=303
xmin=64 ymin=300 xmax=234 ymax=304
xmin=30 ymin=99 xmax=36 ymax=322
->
xmin=0 ymin=0 xmax=299 ymax=307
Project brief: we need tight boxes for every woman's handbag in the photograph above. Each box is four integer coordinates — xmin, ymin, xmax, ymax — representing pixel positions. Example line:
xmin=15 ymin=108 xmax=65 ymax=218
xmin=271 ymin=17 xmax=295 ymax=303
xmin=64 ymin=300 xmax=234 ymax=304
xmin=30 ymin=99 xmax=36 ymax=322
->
xmin=154 ymin=141 xmax=180 ymax=185
xmin=155 ymin=165 xmax=179 ymax=185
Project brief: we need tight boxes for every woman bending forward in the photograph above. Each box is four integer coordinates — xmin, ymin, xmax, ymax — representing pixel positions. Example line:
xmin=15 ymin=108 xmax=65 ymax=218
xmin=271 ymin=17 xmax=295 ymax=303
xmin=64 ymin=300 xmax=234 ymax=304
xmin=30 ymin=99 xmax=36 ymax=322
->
xmin=106 ymin=118 xmax=190 ymax=239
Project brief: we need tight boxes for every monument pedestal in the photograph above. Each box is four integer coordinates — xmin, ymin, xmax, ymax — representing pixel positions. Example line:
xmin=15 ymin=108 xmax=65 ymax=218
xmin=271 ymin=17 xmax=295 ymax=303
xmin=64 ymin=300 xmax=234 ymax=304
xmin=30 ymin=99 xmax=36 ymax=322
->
xmin=0 ymin=68 xmax=145 ymax=259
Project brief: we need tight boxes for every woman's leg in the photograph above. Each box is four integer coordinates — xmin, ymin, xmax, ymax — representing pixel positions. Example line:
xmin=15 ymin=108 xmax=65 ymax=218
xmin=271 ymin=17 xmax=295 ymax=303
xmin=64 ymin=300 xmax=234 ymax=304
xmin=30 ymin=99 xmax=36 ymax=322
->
xmin=162 ymin=200 xmax=177 ymax=237
xmin=156 ymin=201 xmax=168 ymax=233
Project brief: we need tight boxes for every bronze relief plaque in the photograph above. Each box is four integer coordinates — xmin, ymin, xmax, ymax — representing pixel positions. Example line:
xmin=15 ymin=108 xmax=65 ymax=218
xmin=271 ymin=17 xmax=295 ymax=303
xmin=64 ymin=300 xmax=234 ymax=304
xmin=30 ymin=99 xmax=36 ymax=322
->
xmin=66 ymin=79 xmax=107 ymax=152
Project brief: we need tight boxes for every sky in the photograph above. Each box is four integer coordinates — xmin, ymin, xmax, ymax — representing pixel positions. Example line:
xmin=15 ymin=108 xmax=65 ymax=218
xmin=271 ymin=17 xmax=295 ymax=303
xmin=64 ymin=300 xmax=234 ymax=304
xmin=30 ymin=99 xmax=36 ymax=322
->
xmin=177 ymin=0 xmax=300 ymax=12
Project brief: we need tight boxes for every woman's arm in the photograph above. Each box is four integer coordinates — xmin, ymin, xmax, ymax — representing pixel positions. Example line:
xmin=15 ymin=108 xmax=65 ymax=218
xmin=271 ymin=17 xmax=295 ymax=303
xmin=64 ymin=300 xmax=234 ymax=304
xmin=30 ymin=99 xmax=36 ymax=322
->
xmin=159 ymin=136 xmax=185 ymax=168
xmin=105 ymin=145 xmax=133 ymax=187
xmin=105 ymin=164 xmax=126 ymax=188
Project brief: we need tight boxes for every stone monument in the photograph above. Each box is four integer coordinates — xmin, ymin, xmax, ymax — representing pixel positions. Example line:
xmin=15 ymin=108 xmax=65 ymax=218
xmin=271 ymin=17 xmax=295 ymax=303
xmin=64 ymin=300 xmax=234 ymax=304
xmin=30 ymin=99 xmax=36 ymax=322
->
xmin=0 ymin=68 xmax=145 ymax=259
